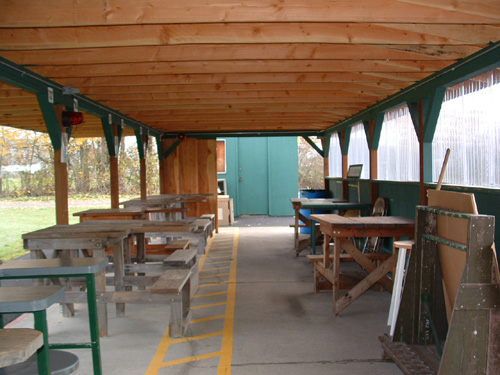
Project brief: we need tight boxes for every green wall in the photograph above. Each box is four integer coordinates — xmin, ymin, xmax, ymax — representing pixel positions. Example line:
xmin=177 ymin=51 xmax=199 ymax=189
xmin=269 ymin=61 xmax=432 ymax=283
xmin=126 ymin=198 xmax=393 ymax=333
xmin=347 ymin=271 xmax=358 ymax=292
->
xmin=218 ymin=136 xmax=298 ymax=217
xmin=328 ymin=178 xmax=500 ymax=253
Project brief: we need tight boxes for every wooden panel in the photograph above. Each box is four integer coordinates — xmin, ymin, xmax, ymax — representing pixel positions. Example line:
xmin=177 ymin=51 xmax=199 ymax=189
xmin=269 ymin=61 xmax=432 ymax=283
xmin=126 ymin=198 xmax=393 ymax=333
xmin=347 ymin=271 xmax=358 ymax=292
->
xmin=427 ymin=189 xmax=478 ymax=322
xmin=1 ymin=1 xmax=497 ymax=27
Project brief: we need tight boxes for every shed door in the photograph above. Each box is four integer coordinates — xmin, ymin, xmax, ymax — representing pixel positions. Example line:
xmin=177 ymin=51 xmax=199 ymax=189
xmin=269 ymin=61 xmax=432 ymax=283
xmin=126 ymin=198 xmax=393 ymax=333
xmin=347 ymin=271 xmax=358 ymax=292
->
xmin=237 ymin=138 xmax=269 ymax=215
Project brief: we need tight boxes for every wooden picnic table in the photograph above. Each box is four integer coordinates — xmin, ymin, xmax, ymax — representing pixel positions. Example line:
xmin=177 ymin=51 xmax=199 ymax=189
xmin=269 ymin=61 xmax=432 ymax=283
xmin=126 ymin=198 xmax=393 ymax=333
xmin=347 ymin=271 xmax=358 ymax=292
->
xmin=74 ymin=207 xmax=146 ymax=222
xmin=120 ymin=194 xmax=211 ymax=221
xmin=290 ymin=198 xmax=371 ymax=255
xmin=22 ymin=220 xmax=204 ymax=322
xmin=310 ymin=214 xmax=415 ymax=315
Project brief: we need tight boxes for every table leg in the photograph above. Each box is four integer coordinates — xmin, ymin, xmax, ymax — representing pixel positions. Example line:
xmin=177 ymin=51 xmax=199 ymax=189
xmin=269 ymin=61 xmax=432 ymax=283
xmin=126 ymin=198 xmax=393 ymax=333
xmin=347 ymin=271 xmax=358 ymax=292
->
xmin=113 ymin=239 xmax=126 ymax=317
xmin=294 ymin=207 xmax=299 ymax=253
xmin=85 ymin=274 xmax=103 ymax=375
xmin=310 ymin=209 xmax=316 ymax=254
xmin=93 ymin=248 xmax=108 ymax=337
xmin=33 ymin=310 xmax=51 ymax=375
xmin=332 ymin=235 xmax=341 ymax=315
xmin=136 ymin=233 xmax=146 ymax=291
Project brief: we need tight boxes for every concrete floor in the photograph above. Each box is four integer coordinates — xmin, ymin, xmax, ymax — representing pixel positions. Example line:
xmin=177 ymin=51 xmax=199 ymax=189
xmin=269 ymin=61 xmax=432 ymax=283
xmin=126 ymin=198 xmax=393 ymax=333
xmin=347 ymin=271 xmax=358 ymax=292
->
xmin=6 ymin=221 xmax=402 ymax=375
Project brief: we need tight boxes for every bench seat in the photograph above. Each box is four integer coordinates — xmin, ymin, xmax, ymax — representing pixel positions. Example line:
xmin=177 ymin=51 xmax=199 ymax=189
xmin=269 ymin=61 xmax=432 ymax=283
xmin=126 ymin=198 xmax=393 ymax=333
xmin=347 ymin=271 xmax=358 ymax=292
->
xmin=0 ymin=328 xmax=43 ymax=368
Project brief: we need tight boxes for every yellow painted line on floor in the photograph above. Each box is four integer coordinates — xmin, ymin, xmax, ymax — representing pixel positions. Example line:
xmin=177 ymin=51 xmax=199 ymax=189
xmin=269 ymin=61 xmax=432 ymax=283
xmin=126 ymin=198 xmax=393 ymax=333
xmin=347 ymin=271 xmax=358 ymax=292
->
xmin=209 ymin=250 xmax=233 ymax=254
xmin=218 ymin=227 xmax=238 ymax=375
xmin=191 ymin=301 xmax=227 ymax=310
xmin=193 ymin=291 xmax=228 ymax=299
xmin=144 ymin=228 xmax=238 ymax=375
xmin=144 ymin=328 xmax=173 ymax=375
xmin=205 ymin=259 xmax=232 ymax=270
xmin=199 ymin=281 xmax=230 ymax=287
xmin=191 ymin=315 xmax=226 ymax=324
xmin=199 ymin=273 xmax=230 ymax=280
xmin=172 ymin=331 xmax=223 ymax=344
xmin=206 ymin=255 xmax=234 ymax=259
xmin=200 ymin=266 xmax=231 ymax=272
xmin=160 ymin=351 xmax=222 ymax=368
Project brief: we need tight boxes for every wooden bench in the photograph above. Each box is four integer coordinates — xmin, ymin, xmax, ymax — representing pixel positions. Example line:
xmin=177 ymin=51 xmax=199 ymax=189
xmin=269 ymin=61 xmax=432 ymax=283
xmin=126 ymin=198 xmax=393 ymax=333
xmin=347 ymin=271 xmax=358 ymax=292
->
xmin=0 ymin=328 xmax=43 ymax=368
xmin=151 ymin=269 xmax=192 ymax=337
xmin=200 ymin=213 xmax=216 ymax=236
xmin=163 ymin=248 xmax=199 ymax=297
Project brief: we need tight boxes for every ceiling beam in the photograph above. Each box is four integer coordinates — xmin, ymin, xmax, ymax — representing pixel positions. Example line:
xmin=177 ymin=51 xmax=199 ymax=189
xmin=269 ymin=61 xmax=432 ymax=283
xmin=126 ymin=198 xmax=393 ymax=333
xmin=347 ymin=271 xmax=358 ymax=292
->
xmin=1 ymin=0 xmax=497 ymax=27
xmin=0 ymin=44 xmax=479 ymax=65
xmin=2 ymin=23 xmax=496 ymax=50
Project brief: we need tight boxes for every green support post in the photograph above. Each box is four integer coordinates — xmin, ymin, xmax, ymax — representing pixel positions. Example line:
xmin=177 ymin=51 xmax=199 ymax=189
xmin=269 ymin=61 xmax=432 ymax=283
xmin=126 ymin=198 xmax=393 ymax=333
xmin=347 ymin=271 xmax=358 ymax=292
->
xmin=33 ymin=309 xmax=51 ymax=375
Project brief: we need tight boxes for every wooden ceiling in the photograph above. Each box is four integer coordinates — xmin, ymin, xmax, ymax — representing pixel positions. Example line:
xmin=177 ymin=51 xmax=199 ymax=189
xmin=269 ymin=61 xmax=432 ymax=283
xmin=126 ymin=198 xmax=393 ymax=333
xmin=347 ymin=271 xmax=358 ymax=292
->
xmin=1 ymin=0 xmax=500 ymax=138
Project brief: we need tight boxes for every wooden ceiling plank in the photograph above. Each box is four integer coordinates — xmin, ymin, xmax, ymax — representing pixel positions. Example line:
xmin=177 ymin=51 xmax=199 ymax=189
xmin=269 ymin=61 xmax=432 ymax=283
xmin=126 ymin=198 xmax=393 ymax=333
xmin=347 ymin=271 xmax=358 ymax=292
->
xmin=57 ymin=71 xmax=425 ymax=87
xmin=0 ymin=0 xmax=497 ymax=27
xmin=31 ymin=59 xmax=452 ymax=78
xmin=86 ymin=90 xmax=386 ymax=102
xmin=78 ymin=81 xmax=408 ymax=95
xmin=395 ymin=0 xmax=500 ymax=20
xmin=0 ymin=44 xmax=479 ymax=65
xmin=0 ymin=23 xmax=487 ymax=50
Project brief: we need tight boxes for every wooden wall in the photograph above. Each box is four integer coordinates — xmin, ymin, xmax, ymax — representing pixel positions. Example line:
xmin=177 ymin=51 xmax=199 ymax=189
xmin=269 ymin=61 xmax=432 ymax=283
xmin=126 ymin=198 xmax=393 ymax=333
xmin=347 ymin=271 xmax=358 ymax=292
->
xmin=161 ymin=138 xmax=218 ymax=220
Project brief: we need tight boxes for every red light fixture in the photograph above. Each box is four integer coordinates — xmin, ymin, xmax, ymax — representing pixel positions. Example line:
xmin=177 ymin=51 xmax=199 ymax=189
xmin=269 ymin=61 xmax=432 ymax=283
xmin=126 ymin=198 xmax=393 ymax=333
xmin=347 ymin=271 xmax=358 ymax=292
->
xmin=62 ymin=111 xmax=84 ymax=127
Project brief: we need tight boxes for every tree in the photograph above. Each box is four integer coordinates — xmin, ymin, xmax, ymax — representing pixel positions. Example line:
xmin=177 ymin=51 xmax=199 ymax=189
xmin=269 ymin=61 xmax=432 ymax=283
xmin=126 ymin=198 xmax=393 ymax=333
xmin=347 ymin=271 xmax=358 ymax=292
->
xmin=298 ymin=137 xmax=325 ymax=190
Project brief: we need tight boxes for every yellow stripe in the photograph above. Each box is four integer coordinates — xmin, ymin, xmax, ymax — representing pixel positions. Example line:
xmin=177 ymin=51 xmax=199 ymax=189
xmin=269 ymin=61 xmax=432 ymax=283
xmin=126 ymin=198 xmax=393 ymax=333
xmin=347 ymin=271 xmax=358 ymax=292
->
xmin=191 ymin=315 xmax=225 ymax=324
xmin=161 ymin=352 xmax=222 ymax=368
xmin=144 ymin=228 xmax=237 ymax=375
xmin=200 ymin=266 xmax=231 ymax=272
xmin=206 ymin=255 xmax=233 ymax=259
xmin=191 ymin=301 xmax=227 ymax=310
xmin=218 ymin=227 xmax=238 ymax=375
xmin=193 ymin=291 xmax=228 ymax=299
xmin=172 ymin=331 xmax=223 ymax=344
xmin=204 ymin=260 xmax=231 ymax=266
xmin=199 ymin=281 xmax=230 ymax=287
xmin=199 ymin=273 xmax=230 ymax=279
xmin=144 ymin=328 xmax=173 ymax=375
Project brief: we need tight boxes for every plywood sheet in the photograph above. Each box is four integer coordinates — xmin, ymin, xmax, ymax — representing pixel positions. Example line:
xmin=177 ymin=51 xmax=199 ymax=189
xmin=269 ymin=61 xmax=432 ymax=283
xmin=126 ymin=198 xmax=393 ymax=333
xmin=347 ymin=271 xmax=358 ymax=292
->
xmin=427 ymin=189 xmax=477 ymax=322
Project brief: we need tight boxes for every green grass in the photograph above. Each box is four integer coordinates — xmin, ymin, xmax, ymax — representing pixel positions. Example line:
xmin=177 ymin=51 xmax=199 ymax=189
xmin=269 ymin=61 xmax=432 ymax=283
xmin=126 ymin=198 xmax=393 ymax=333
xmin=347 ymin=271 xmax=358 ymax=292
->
xmin=0 ymin=204 xmax=107 ymax=261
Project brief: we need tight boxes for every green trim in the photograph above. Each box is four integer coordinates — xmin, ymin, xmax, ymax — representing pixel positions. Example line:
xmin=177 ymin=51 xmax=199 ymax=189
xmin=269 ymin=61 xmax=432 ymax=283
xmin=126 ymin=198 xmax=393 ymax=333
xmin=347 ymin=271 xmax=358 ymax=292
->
xmin=362 ymin=112 xmax=384 ymax=150
xmin=422 ymin=234 xmax=468 ymax=252
xmin=163 ymin=139 xmax=182 ymax=159
xmin=101 ymin=118 xmax=116 ymax=157
xmin=303 ymin=136 xmax=324 ymax=157
xmin=341 ymin=128 xmax=351 ymax=156
xmin=155 ymin=136 xmax=164 ymax=162
xmin=36 ymin=94 xmax=62 ymax=150
xmin=323 ymin=136 xmax=331 ymax=157
xmin=0 ymin=56 xmax=161 ymax=138
xmin=135 ymin=129 xmax=145 ymax=159
xmin=165 ymin=130 xmax=320 ymax=139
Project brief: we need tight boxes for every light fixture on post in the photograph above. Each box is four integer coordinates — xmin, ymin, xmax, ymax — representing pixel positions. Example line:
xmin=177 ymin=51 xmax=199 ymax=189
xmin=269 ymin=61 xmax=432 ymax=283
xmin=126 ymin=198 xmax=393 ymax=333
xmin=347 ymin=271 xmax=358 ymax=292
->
xmin=62 ymin=111 xmax=84 ymax=127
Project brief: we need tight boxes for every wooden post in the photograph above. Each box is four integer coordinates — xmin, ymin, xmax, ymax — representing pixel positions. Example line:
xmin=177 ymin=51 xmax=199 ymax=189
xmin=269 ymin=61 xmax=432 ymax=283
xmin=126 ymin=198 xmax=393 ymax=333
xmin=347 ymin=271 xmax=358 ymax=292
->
xmin=54 ymin=148 xmax=69 ymax=225
xmin=140 ymin=158 xmax=147 ymax=200
xmin=110 ymin=155 xmax=119 ymax=208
